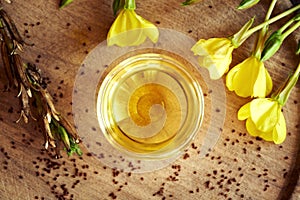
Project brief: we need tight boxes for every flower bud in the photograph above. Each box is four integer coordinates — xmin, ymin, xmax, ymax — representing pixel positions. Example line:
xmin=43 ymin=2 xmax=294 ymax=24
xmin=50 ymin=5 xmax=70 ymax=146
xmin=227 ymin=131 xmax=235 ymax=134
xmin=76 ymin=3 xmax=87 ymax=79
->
xmin=261 ymin=31 xmax=283 ymax=61
xmin=273 ymin=63 xmax=300 ymax=106
xmin=237 ymin=0 xmax=260 ymax=10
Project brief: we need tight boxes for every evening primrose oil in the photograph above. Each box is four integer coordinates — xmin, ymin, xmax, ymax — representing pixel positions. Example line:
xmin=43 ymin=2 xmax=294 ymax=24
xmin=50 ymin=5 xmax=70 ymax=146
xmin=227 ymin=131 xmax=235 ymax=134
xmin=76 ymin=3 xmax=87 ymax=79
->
xmin=96 ymin=50 xmax=204 ymax=159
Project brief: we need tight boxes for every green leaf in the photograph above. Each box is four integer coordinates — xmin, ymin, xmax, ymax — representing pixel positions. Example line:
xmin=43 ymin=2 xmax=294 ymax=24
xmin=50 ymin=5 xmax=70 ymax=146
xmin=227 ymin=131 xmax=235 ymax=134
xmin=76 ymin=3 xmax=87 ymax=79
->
xmin=238 ymin=0 xmax=260 ymax=10
xmin=59 ymin=0 xmax=74 ymax=9
xmin=182 ymin=0 xmax=196 ymax=6
xmin=230 ymin=17 xmax=254 ymax=47
xmin=67 ymin=138 xmax=83 ymax=156
xmin=181 ymin=0 xmax=202 ymax=6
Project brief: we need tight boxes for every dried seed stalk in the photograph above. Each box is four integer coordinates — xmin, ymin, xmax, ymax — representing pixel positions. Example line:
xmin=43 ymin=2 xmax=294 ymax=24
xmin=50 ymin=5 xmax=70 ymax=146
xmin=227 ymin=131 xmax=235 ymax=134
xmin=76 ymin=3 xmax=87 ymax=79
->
xmin=0 ymin=8 xmax=81 ymax=157
xmin=16 ymin=84 xmax=30 ymax=123
xmin=0 ymin=9 xmax=25 ymax=46
xmin=1 ymin=41 xmax=16 ymax=88
xmin=13 ymin=54 xmax=32 ymax=97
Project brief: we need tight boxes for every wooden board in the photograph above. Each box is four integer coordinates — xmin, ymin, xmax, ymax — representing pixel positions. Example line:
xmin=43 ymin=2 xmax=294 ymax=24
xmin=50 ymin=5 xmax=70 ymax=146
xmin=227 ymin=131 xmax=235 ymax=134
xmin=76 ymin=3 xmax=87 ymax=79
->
xmin=0 ymin=0 xmax=299 ymax=199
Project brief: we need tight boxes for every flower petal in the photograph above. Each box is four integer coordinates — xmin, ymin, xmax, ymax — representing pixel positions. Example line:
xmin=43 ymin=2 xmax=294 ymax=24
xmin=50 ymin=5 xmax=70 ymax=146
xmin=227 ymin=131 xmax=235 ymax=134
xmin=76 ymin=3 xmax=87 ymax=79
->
xmin=231 ymin=57 xmax=259 ymax=97
xmin=252 ymin=61 xmax=268 ymax=98
xmin=191 ymin=38 xmax=232 ymax=56
xmin=133 ymin=13 xmax=159 ymax=43
xmin=226 ymin=62 xmax=241 ymax=91
xmin=265 ymin=68 xmax=273 ymax=96
xmin=250 ymin=98 xmax=280 ymax=132
xmin=107 ymin=10 xmax=159 ymax=47
xmin=206 ymin=54 xmax=232 ymax=79
xmin=237 ymin=102 xmax=251 ymax=120
xmin=246 ymin=119 xmax=273 ymax=141
xmin=225 ymin=56 xmax=272 ymax=98
xmin=257 ymin=130 xmax=273 ymax=142
xmin=191 ymin=38 xmax=234 ymax=79
xmin=245 ymin=119 xmax=260 ymax=136
xmin=272 ymin=111 xmax=286 ymax=144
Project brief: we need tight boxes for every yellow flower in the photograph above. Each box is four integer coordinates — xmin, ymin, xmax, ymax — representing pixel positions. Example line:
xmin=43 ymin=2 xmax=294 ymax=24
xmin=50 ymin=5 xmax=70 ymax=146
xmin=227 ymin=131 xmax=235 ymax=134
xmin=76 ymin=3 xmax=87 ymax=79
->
xmin=107 ymin=7 xmax=159 ymax=47
xmin=191 ymin=38 xmax=235 ymax=80
xmin=238 ymin=98 xmax=286 ymax=144
xmin=191 ymin=18 xmax=255 ymax=80
xmin=226 ymin=56 xmax=273 ymax=98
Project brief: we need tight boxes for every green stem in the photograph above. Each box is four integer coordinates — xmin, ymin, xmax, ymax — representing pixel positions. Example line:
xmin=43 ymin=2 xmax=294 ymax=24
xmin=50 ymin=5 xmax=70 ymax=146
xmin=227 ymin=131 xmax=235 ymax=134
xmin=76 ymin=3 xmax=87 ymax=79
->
xmin=293 ymin=60 xmax=300 ymax=77
xmin=243 ymin=4 xmax=300 ymax=41
xmin=279 ymin=19 xmax=294 ymax=33
xmin=267 ymin=1 xmax=277 ymax=19
xmin=282 ymin=20 xmax=300 ymax=40
xmin=253 ymin=0 xmax=277 ymax=58
xmin=124 ymin=0 xmax=136 ymax=9
xmin=273 ymin=61 xmax=300 ymax=105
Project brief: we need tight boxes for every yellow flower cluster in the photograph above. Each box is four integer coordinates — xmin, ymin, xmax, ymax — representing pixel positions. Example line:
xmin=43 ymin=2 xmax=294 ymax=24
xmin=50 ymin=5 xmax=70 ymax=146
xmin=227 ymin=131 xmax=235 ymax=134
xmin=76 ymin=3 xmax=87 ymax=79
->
xmin=191 ymin=22 xmax=273 ymax=98
xmin=190 ymin=2 xmax=300 ymax=144
xmin=191 ymin=35 xmax=286 ymax=144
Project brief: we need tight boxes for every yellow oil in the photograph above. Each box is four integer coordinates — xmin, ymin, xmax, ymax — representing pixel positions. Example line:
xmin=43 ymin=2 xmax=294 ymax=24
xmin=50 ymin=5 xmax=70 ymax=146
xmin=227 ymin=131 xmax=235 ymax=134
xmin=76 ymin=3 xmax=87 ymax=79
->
xmin=97 ymin=51 xmax=203 ymax=155
xmin=128 ymin=83 xmax=181 ymax=143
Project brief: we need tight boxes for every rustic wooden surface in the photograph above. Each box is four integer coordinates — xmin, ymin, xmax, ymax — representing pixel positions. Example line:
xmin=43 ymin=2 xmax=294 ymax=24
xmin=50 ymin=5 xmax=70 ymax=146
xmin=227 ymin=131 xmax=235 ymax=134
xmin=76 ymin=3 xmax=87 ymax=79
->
xmin=0 ymin=0 xmax=299 ymax=199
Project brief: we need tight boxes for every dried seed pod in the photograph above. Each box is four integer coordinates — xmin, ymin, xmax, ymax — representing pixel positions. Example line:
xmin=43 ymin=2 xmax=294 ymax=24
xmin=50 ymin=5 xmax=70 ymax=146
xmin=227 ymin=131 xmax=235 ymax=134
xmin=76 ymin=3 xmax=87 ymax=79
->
xmin=43 ymin=115 xmax=55 ymax=140
xmin=16 ymin=110 xmax=28 ymax=123
xmin=0 ymin=9 xmax=24 ymax=45
xmin=20 ymin=84 xmax=30 ymax=121
xmin=16 ymin=84 xmax=30 ymax=123
xmin=39 ymin=89 xmax=60 ymax=121
xmin=13 ymin=54 xmax=32 ymax=97
xmin=32 ymin=89 xmax=48 ymax=119
xmin=44 ymin=140 xmax=49 ymax=149
xmin=0 ymin=8 xmax=82 ymax=157
xmin=49 ymin=140 xmax=56 ymax=148
xmin=26 ymin=63 xmax=43 ymax=89
xmin=46 ymin=111 xmax=52 ymax=123
xmin=1 ymin=41 xmax=16 ymax=87
xmin=0 ymin=18 xmax=14 ymax=48
xmin=42 ymin=115 xmax=56 ymax=149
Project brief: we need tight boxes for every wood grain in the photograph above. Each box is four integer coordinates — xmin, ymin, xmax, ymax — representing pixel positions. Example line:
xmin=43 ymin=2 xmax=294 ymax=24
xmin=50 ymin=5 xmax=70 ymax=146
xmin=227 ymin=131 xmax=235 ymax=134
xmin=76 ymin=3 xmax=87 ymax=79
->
xmin=0 ymin=0 xmax=299 ymax=199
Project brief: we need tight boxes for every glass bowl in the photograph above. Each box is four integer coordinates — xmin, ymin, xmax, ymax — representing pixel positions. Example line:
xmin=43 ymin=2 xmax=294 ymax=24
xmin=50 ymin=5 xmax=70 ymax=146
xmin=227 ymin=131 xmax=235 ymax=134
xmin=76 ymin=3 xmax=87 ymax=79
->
xmin=96 ymin=50 xmax=204 ymax=160
xmin=72 ymin=28 xmax=226 ymax=172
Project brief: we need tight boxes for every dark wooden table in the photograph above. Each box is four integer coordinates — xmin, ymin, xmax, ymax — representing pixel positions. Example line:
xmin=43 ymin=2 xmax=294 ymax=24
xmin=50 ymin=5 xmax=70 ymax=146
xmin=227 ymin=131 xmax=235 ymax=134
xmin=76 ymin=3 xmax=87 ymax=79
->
xmin=0 ymin=0 xmax=299 ymax=199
